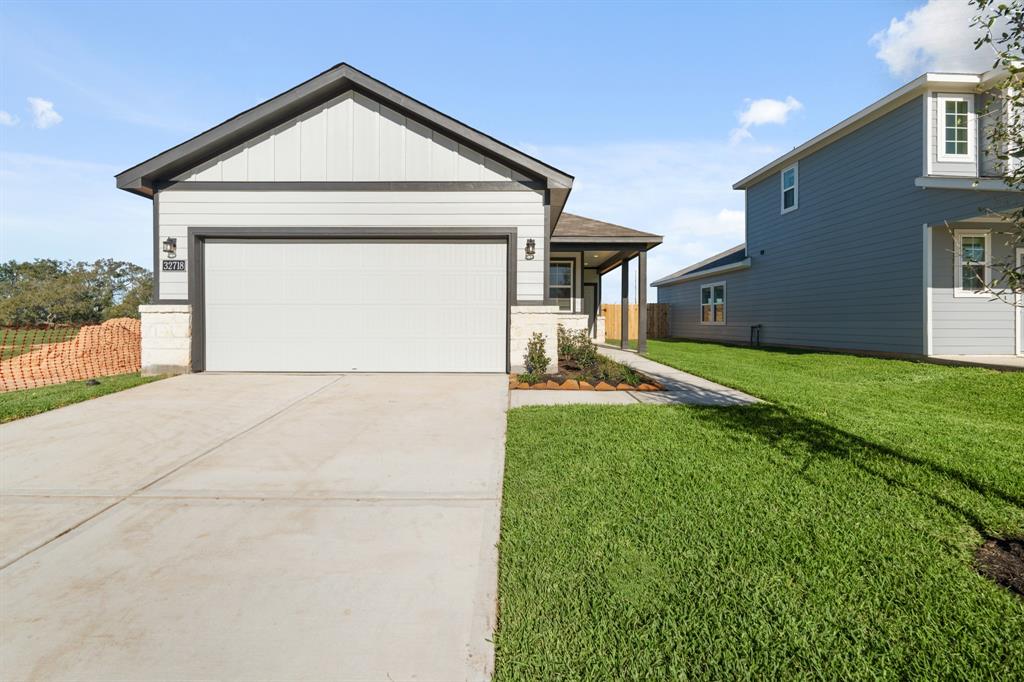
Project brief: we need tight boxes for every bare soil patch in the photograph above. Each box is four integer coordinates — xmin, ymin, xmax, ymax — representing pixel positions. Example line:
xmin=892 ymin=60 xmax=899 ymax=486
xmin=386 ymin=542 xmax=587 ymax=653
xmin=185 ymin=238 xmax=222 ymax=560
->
xmin=975 ymin=537 xmax=1024 ymax=597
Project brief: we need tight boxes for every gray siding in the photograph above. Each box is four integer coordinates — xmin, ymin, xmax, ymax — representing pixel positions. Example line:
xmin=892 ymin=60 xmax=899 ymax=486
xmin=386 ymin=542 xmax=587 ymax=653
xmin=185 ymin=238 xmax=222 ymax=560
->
xmin=930 ymin=228 xmax=1016 ymax=354
xmin=660 ymin=97 xmax=1022 ymax=355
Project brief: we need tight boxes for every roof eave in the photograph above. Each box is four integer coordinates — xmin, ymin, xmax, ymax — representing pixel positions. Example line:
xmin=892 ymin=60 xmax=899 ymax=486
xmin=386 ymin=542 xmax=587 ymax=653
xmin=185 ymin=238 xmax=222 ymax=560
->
xmin=652 ymin=257 xmax=752 ymax=287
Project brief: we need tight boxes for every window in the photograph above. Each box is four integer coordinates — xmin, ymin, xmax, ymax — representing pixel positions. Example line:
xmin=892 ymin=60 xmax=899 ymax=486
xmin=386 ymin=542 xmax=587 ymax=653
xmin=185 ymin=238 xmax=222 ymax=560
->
xmin=936 ymin=94 xmax=975 ymax=163
xmin=548 ymin=260 xmax=574 ymax=311
xmin=781 ymin=163 xmax=798 ymax=213
xmin=954 ymin=230 xmax=990 ymax=297
xmin=944 ymin=99 xmax=969 ymax=156
xmin=700 ymin=282 xmax=726 ymax=324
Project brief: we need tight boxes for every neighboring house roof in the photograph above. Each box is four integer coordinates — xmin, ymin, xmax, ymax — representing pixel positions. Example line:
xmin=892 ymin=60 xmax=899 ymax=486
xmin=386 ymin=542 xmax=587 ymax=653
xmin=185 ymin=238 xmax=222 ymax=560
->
xmin=732 ymin=69 xmax=1007 ymax=190
xmin=652 ymin=244 xmax=749 ymax=287
xmin=115 ymin=63 xmax=575 ymax=200
xmin=551 ymin=213 xmax=662 ymax=247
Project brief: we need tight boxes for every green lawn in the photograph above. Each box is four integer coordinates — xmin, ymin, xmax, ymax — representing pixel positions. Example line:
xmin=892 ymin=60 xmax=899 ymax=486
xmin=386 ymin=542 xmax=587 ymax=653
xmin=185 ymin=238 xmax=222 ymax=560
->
xmin=497 ymin=341 xmax=1024 ymax=679
xmin=0 ymin=327 xmax=80 ymax=359
xmin=0 ymin=373 xmax=161 ymax=423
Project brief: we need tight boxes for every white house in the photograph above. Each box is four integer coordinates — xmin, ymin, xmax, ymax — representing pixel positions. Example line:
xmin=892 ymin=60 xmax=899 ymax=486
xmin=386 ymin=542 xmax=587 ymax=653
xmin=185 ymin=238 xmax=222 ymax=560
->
xmin=117 ymin=64 xmax=661 ymax=374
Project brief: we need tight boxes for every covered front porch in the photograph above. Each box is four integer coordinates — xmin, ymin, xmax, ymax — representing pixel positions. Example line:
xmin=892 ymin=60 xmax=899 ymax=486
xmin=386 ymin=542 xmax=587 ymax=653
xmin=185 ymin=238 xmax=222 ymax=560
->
xmin=549 ymin=213 xmax=663 ymax=352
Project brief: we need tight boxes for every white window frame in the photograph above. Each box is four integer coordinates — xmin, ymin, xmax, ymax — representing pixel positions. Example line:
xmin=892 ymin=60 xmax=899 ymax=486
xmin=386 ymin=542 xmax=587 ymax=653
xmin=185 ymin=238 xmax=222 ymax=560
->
xmin=936 ymin=93 xmax=976 ymax=164
xmin=780 ymin=163 xmax=798 ymax=214
xmin=699 ymin=281 xmax=727 ymax=325
xmin=548 ymin=259 xmax=575 ymax=311
xmin=953 ymin=229 xmax=991 ymax=298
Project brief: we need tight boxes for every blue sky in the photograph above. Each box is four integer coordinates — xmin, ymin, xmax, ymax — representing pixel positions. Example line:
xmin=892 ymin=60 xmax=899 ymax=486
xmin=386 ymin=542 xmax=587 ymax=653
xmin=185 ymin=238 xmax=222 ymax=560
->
xmin=0 ymin=0 xmax=992 ymax=298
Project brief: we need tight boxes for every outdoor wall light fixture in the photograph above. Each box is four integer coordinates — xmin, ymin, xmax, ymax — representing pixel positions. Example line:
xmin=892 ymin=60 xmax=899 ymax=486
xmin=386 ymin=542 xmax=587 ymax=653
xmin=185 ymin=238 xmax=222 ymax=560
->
xmin=525 ymin=238 xmax=536 ymax=260
xmin=162 ymin=237 xmax=177 ymax=259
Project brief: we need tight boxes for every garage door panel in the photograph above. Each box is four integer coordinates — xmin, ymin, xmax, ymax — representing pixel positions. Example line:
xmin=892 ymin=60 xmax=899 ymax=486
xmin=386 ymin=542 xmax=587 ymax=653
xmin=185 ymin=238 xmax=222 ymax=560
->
xmin=203 ymin=240 xmax=506 ymax=372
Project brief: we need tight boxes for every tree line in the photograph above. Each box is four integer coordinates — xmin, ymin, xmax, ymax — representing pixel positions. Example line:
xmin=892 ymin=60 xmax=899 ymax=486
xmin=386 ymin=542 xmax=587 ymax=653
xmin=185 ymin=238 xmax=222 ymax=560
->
xmin=0 ymin=259 xmax=152 ymax=326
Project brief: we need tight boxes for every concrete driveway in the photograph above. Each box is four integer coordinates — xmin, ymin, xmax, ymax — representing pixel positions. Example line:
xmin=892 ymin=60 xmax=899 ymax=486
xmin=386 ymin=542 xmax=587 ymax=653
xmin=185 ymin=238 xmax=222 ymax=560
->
xmin=1 ymin=373 xmax=508 ymax=681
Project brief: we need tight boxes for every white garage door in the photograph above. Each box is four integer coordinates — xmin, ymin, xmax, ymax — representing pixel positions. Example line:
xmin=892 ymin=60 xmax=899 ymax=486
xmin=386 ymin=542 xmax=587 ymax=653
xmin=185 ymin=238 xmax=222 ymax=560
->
xmin=203 ymin=240 xmax=507 ymax=372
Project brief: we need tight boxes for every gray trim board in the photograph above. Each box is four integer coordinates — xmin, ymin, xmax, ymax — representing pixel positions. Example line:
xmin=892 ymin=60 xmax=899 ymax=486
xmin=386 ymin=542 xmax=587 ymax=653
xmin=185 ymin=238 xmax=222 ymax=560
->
xmin=186 ymin=226 xmax=517 ymax=374
xmin=551 ymin=235 xmax=663 ymax=245
xmin=157 ymin=180 xmax=546 ymax=192
xmin=151 ymin=192 xmax=160 ymax=303
xmin=116 ymin=63 xmax=573 ymax=197
xmin=543 ymin=190 xmax=551 ymax=305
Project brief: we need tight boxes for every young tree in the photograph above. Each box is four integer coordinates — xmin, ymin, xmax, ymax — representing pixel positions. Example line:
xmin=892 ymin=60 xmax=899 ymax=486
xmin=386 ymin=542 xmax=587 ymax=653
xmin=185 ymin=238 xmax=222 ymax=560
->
xmin=971 ymin=0 xmax=1023 ymax=300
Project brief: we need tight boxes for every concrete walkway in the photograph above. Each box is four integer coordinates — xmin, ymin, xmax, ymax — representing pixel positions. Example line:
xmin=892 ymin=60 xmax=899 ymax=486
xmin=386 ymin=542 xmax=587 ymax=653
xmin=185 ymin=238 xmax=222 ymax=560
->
xmin=928 ymin=354 xmax=1024 ymax=371
xmin=510 ymin=346 xmax=759 ymax=407
xmin=1 ymin=373 xmax=507 ymax=681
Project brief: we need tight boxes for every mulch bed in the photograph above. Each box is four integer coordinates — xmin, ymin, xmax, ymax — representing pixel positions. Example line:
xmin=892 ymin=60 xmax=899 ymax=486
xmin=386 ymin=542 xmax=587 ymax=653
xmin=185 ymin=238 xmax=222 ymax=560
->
xmin=975 ymin=537 xmax=1024 ymax=598
xmin=510 ymin=361 xmax=662 ymax=391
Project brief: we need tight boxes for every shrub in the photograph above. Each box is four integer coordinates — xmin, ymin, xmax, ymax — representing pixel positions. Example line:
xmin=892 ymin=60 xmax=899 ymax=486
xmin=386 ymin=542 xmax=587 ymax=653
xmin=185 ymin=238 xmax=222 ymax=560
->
xmin=556 ymin=324 xmax=574 ymax=360
xmin=524 ymin=332 xmax=550 ymax=375
xmin=517 ymin=371 xmax=544 ymax=385
xmin=570 ymin=328 xmax=599 ymax=370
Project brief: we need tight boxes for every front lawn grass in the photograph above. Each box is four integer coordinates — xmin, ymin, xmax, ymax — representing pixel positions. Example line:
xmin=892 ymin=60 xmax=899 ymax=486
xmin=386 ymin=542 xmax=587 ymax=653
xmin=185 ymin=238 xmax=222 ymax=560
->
xmin=0 ymin=373 xmax=161 ymax=423
xmin=496 ymin=343 xmax=1024 ymax=679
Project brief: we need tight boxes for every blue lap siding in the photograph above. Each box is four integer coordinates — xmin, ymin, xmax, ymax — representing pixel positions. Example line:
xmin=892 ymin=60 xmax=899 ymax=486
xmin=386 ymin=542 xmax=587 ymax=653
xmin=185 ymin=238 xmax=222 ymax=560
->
xmin=659 ymin=96 xmax=1022 ymax=355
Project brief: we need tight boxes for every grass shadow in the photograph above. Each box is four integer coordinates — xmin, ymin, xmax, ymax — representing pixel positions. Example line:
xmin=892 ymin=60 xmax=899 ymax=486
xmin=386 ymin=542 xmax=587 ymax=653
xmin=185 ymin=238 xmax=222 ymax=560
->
xmin=685 ymin=403 xmax=1024 ymax=536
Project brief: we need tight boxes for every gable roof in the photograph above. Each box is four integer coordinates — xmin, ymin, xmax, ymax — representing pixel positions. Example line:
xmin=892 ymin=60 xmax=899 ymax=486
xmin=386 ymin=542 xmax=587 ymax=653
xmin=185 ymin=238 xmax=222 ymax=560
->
xmin=652 ymin=243 xmax=749 ymax=287
xmin=552 ymin=213 xmax=662 ymax=246
xmin=115 ymin=63 xmax=574 ymax=198
xmin=732 ymin=70 xmax=1007 ymax=190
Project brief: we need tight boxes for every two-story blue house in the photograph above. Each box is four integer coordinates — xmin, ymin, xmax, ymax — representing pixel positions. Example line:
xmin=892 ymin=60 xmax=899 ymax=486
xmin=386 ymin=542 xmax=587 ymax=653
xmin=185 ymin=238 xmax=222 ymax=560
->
xmin=654 ymin=70 xmax=1023 ymax=363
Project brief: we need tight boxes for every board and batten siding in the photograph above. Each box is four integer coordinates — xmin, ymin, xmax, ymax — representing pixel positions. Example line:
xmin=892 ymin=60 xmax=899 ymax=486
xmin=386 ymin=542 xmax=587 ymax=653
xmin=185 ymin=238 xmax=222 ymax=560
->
xmin=659 ymin=96 xmax=1022 ymax=355
xmin=156 ymin=190 xmax=544 ymax=301
xmin=174 ymin=91 xmax=529 ymax=183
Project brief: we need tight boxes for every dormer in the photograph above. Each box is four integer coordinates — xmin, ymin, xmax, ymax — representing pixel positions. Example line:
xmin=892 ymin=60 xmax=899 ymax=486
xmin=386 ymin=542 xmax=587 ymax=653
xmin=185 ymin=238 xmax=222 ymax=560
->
xmin=924 ymin=73 xmax=1019 ymax=181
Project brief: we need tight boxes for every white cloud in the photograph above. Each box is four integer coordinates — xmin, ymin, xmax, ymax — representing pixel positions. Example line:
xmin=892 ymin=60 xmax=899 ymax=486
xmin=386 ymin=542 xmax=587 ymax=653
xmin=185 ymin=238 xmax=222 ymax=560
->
xmin=27 ymin=97 xmax=63 ymax=129
xmin=0 ymin=110 xmax=19 ymax=126
xmin=870 ymin=0 xmax=997 ymax=78
xmin=522 ymin=140 xmax=780 ymax=301
xmin=730 ymin=96 xmax=803 ymax=144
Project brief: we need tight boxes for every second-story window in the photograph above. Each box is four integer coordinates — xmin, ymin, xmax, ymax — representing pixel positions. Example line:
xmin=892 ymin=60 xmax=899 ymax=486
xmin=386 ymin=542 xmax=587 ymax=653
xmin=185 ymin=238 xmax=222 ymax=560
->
xmin=781 ymin=163 xmax=798 ymax=214
xmin=936 ymin=93 xmax=975 ymax=164
xmin=944 ymin=99 xmax=969 ymax=156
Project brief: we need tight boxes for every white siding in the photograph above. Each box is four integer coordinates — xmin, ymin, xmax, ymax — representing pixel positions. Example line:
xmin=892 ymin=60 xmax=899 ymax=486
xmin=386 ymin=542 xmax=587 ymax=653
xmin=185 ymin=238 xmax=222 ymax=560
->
xmin=174 ymin=91 xmax=529 ymax=183
xmin=157 ymin=190 xmax=545 ymax=301
xmin=930 ymin=227 xmax=1016 ymax=354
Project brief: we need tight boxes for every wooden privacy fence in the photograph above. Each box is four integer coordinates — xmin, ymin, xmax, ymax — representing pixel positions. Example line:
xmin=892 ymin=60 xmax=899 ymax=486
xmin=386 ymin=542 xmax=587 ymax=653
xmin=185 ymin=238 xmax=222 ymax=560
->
xmin=601 ymin=304 xmax=668 ymax=341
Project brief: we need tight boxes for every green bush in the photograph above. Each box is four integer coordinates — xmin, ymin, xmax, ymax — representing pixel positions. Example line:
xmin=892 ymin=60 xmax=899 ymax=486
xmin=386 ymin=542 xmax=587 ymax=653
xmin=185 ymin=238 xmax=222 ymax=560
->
xmin=570 ymin=328 xmax=599 ymax=370
xmin=524 ymin=332 xmax=550 ymax=374
xmin=556 ymin=324 xmax=574 ymax=359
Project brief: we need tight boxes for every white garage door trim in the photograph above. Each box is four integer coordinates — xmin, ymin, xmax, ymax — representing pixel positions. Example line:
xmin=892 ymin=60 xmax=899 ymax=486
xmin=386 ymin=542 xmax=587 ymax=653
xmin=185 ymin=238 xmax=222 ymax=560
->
xmin=190 ymin=227 xmax=516 ymax=373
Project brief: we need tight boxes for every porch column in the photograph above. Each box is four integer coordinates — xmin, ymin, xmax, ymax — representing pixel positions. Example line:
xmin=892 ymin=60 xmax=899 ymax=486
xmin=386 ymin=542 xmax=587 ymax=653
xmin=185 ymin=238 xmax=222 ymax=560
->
xmin=620 ymin=257 xmax=629 ymax=350
xmin=637 ymin=250 xmax=648 ymax=353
